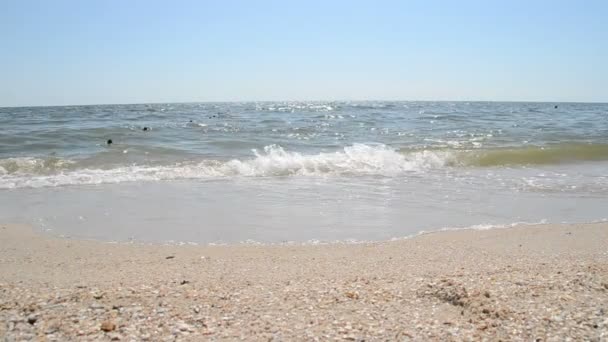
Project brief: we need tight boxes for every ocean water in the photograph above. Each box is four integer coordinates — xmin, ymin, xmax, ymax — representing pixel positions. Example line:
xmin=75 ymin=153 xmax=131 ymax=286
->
xmin=1 ymin=101 xmax=607 ymax=244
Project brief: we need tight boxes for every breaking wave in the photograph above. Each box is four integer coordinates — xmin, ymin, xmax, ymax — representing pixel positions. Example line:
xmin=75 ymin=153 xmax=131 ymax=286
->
xmin=2 ymin=143 xmax=608 ymax=189
xmin=0 ymin=144 xmax=449 ymax=189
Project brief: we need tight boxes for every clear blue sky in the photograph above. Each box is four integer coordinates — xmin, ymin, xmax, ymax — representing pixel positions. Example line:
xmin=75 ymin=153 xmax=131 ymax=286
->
xmin=1 ymin=0 xmax=606 ymax=106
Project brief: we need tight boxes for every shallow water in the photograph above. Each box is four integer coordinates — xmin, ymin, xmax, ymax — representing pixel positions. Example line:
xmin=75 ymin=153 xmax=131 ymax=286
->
xmin=1 ymin=101 xmax=607 ymax=243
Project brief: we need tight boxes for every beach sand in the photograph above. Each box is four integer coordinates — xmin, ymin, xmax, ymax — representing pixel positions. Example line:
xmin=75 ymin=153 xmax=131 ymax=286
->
xmin=1 ymin=223 xmax=607 ymax=341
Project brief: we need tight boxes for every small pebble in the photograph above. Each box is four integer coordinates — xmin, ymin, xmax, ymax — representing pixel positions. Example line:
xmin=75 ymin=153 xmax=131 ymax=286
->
xmin=101 ymin=321 xmax=116 ymax=332
xmin=27 ymin=315 xmax=37 ymax=325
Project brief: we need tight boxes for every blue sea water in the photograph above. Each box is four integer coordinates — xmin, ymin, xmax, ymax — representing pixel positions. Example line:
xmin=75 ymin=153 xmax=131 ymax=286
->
xmin=1 ymin=101 xmax=607 ymax=243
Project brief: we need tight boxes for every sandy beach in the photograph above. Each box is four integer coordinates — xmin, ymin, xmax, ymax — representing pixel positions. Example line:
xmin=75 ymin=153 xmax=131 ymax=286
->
xmin=3 ymin=0 xmax=607 ymax=340
xmin=1 ymin=222 xmax=607 ymax=341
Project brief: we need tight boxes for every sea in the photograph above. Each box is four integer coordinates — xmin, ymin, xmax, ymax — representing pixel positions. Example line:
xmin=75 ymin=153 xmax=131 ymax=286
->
xmin=1 ymin=101 xmax=607 ymax=244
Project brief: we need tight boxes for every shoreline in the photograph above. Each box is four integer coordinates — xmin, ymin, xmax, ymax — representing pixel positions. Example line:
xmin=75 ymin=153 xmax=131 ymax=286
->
xmin=18 ymin=218 xmax=608 ymax=247
xmin=1 ymin=222 xmax=607 ymax=340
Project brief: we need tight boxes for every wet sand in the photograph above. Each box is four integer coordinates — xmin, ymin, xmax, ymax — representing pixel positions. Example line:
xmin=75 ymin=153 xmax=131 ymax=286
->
xmin=1 ymin=222 xmax=607 ymax=341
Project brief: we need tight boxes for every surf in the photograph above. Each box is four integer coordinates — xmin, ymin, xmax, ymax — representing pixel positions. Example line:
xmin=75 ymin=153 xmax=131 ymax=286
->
xmin=2 ymin=142 xmax=608 ymax=189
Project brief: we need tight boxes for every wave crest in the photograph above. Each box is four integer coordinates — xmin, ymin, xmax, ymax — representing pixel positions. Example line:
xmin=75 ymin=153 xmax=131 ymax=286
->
xmin=3 ymin=143 xmax=607 ymax=189
xmin=0 ymin=144 xmax=450 ymax=189
xmin=225 ymin=144 xmax=448 ymax=177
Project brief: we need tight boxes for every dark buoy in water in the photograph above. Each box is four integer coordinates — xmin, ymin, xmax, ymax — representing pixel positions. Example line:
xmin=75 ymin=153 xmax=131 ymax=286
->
xmin=107 ymin=139 xmax=113 ymax=145
xmin=143 ymin=127 xmax=149 ymax=131
xmin=554 ymin=105 xmax=558 ymax=109
xmin=189 ymin=119 xmax=193 ymax=123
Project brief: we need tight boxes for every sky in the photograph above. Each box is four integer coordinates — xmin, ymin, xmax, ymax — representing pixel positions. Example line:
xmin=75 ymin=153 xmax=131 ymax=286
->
xmin=1 ymin=0 xmax=607 ymax=107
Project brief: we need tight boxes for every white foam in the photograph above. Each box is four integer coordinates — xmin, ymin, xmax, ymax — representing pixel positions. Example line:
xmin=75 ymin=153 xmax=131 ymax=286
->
xmin=0 ymin=144 xmax=454 ymax=189
xmin=387 ymin=219 xmax=552 ymax=243
xmin=172 ymin=219 xmax=572 ymax=247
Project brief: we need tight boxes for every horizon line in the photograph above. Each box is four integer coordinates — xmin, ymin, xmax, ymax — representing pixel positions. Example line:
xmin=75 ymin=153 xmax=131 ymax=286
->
xmin=2 ymin=98 xmax=607 ymax=109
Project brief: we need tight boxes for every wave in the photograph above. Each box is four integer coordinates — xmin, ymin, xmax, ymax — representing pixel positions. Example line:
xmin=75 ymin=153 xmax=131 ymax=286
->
xmin=0 ymin=144 xmax=448 ymax=188
xmin=0 ymin=157 xmax=75 ymax=175
xmin=2 ymin=143 xmax=608 ymax=189
xmin=457 ymin=143 xmax=608 ymax=167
